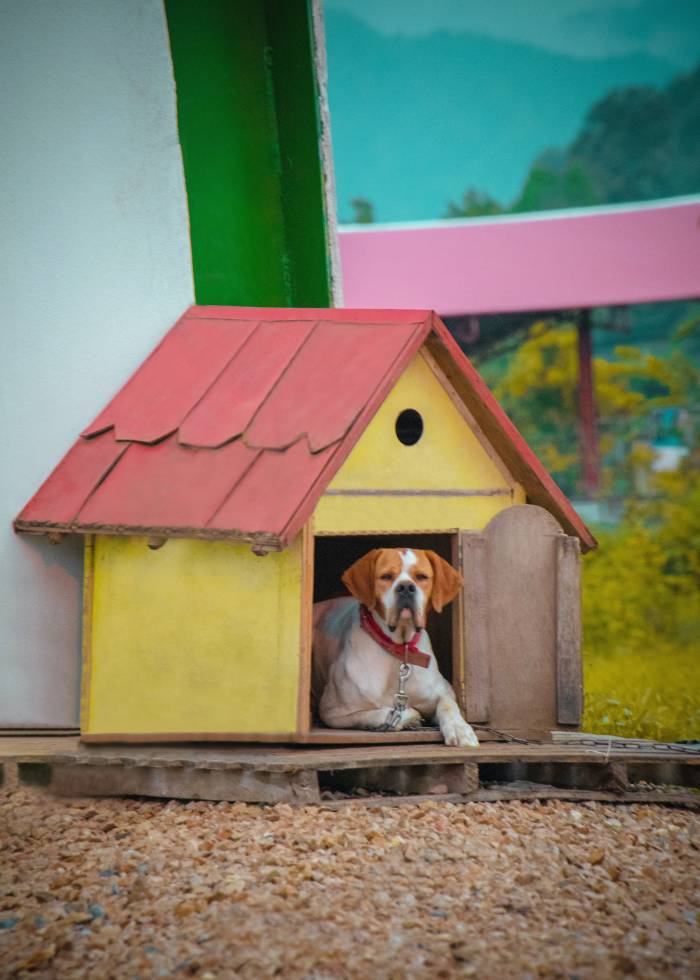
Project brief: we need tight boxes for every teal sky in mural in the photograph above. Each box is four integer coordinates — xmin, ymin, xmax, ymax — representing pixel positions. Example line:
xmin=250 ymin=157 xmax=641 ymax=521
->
xmin=325 ymin=0 xmax=700 ymax=221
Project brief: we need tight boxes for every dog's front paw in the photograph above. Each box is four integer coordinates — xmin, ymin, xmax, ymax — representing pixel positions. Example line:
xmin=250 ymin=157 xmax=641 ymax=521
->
xmin=442 ymin=717 xmax=479 ymax=748
xmin=398 ymin=707 xmax=424 ymax=731
xmin=369 ymin=707 xmax=424 ymax=732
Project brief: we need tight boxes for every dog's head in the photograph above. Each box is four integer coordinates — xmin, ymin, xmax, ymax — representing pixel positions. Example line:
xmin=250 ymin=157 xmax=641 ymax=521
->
xmin=341 ymin=548 xmax=463 ymax=635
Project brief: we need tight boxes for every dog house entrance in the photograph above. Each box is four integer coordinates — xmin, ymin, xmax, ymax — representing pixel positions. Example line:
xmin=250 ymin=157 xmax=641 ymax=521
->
xmin=309 ymin=533 xmax=457 ymax=744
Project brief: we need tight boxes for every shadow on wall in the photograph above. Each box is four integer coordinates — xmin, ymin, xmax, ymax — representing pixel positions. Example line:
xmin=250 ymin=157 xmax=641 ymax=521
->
xmin=1 ymin=532 xmax=84 ymax=727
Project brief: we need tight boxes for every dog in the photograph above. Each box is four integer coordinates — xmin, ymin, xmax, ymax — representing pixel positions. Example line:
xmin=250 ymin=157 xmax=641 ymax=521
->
xmin=312 ymin=548 xmax=479 ymax=747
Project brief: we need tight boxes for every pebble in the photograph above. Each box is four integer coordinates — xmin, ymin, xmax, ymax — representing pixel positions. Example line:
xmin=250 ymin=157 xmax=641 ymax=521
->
xmin=1 ymin=787 xmax=698 ymax=978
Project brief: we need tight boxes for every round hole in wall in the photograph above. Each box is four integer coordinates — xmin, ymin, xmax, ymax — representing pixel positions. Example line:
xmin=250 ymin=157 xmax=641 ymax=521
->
xmin=395 ymin=409 xmax=424 ymax=446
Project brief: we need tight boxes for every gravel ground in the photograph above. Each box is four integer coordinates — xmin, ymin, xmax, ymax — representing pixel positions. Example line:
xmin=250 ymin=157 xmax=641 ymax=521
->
xmin=0 ymin=787 xmax=698 ymax=979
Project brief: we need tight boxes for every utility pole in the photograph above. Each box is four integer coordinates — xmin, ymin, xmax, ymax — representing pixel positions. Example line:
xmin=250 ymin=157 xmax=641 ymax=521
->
xmin=577 ymin=308 xmax=601 ymax=494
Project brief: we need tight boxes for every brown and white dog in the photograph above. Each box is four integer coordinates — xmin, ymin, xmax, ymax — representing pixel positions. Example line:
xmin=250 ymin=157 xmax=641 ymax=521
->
xmin=312 ymin=548 xmax=479 ymax=747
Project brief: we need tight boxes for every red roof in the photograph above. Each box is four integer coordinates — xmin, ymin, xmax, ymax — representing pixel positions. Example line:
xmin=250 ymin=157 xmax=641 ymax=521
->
xmin=15 ymin=306 xmax=596 ymax=552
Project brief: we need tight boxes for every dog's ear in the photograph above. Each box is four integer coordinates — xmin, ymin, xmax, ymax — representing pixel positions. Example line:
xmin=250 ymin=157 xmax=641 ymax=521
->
xmin=341 ymin=549 xmax=380 ymax=608
xmin=425 ymin=551 xmax=463 ymax=612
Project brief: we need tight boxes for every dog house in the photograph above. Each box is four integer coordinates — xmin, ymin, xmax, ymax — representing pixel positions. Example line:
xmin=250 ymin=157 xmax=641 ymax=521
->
xmin=15 ymin=306 xmax=596 ymax=743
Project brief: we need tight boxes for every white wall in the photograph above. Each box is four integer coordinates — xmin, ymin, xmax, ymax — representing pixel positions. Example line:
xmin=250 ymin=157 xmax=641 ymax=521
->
xmin=0 ymin=1 xmax=194 ymax=725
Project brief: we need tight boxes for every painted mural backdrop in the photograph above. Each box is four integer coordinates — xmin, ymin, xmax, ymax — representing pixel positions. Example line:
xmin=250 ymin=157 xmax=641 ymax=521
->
xmin=326 ymin=0 xmax=700 ymax=222
xmin=326 ymin=0 xmax=700 ymax=740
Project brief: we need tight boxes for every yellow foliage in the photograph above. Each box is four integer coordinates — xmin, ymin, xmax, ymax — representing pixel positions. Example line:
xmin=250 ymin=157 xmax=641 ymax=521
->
xmin=490 ymin=320 xmax=699 ymax=496
xmin=496 ymin=323 xmax=686 ymax=420
xmin=582 ymin=467 xmax=700 ymax=740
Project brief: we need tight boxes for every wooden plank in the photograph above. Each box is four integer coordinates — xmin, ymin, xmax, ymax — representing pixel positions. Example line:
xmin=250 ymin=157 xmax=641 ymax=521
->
xmin=451 ymin=534 xmax=466 ymax=715
xmin=86 ymin=730 xmax=448 ymax=749
xmin=82 ymin=315 xmax=259 ymax=442
xmin=245 ymin=320 xmax=421 ymax=452
xmin=188 ymin=306 xmax=430 ymax=324
xmin=50 ymin=762 xmax=321 ymax=804
xmin=296 ymin=521 xmax=315 ymax=735
xmin=0 ymin=728 xmax=79 ymax=736
xmin=5 ymin=735 xmax=698 ymax=773
xmin=461 ymin=532 xmax=490 ymax=722
xmin=470 ymin=786 xmax=699 ymax=807
xmin=14 ymin=433 xmax=127 ymax=526
xmin=79 ymin=536 xmax=95 ymax=733
xmin=323 ymin=488 xmax=510 ymax=497
xmin=328 ymin=763 xmax=479 ymax=796
xmin=556 ymin=535 xmax=583 ymax=725
xmin=80 ymin=732 xmax=299 ymax=744
xmin=314 ymin=527 xmax=461 ymax=536
xmin=14 ymin=520 xmax=283 ymax=549
xmin=485 ymin=506 xmax=562 ymax=731
xmin=179 ymin=320 xmax=316 ymax=447
xmin=479 ymin=760 xmax=629 ymax=791
xmin=0 ymin=736 xmax=81 ymax=757
xmin=78 ymin=436 xmax=260 ymax=529
xmin=324 ymin=788 xmax=700 ymax=809
xmin=295 ymin=728 xmax=444 ymax=745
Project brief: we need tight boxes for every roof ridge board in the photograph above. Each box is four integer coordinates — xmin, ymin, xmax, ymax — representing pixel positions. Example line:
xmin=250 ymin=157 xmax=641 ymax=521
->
xmin=277 ymin=319 xmax=433 ymax=547
xmin=188 ymin=304 xmax=432 ymax=323
xmin=426 ymin=315 xmax=596 ymax=551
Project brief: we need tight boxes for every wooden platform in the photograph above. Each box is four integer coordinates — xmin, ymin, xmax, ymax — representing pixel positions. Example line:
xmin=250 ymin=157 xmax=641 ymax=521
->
xmin=1 ymin=733 xmax=698 ymax=807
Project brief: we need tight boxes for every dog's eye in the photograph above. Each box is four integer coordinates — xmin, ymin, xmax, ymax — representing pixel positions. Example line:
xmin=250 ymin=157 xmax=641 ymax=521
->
xmin=415 ymin=573 xmax=429 ymax=581
xmin=379 ymin=573 xmax=394 ymax=581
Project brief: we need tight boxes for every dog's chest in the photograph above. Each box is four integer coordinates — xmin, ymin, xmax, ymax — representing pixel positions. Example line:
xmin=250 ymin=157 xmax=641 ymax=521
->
xmin=348 ymin=626 xmax=440 ymax=703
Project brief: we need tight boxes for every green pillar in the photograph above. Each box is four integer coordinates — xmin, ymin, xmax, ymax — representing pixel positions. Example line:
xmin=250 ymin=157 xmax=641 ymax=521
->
xmin=165 ymin=0 xmax=333 ymax=307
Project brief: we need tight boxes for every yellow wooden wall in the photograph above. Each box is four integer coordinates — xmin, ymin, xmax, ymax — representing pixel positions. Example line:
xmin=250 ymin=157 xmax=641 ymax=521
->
xmin=314 ymin=350 xmax=525 ymax=533
xmin=83 ymin=534 xmax=303 ymax=736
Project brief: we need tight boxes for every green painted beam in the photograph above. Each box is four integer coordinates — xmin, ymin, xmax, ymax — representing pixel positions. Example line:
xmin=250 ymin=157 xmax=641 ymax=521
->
xmin=165 ymin=0 xmax=332 ymax=307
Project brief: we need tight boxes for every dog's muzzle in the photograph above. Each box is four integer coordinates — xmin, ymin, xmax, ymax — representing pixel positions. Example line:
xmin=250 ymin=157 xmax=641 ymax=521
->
xmin=391 ymin=581 xmax=419 ymax=632
xmin=395 ymin=580 xmax=417 ymax=611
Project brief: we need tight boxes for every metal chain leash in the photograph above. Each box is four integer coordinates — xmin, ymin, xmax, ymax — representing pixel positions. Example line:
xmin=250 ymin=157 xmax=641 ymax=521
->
xmin=379 ymin=644 xmax=414 ymax=731
xmin=474 ymin=725 xmax=700 ymax=755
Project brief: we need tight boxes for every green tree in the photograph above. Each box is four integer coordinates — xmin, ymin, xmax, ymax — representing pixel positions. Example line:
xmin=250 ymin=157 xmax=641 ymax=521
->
xmin=446 ymin=61 xmax=700 ymax=219
xmin=349 ymin=197 xmax=375 ymax=223
xmin=443 ymin=188 xmax=503 ymax=218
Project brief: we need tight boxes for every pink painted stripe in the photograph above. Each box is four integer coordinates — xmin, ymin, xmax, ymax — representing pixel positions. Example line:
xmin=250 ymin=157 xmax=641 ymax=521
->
xmin=339 ymin=198 xmax=700 ymax=315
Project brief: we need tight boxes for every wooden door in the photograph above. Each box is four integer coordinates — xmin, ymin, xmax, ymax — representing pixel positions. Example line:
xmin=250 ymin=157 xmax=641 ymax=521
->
xmin=460 ymin=505 xmax=582 ymax=736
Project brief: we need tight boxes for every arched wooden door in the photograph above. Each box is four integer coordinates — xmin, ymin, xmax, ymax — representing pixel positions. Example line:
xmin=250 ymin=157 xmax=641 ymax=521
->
xmin=459 ymin=505 xmax=582 ymax=737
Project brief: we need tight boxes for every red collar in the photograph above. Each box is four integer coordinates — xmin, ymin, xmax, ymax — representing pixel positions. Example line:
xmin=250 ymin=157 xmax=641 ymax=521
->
xmin=359 ymin=605 xmax=431 ymax=668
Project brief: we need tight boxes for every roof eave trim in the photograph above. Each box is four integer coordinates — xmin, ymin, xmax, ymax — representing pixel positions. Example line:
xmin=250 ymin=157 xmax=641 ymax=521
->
xmin=13 ymin=520 xmax=284 ymax=551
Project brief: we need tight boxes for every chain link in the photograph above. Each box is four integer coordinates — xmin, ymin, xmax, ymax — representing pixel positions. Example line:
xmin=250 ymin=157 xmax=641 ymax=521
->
xmin=473 ymin=726 xmax=700 ymax=756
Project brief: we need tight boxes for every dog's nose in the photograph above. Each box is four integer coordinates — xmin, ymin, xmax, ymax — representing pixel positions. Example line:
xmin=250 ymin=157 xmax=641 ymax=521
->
xmin=396 ymin=581 xmax=416 ymax=595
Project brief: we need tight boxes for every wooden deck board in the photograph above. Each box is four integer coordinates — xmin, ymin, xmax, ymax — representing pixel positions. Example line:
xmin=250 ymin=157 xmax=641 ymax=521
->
xmin=1 ymin=735 xmax=697 ymax=772
xmin=2 ymin=734 xmax=697 ymax=805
